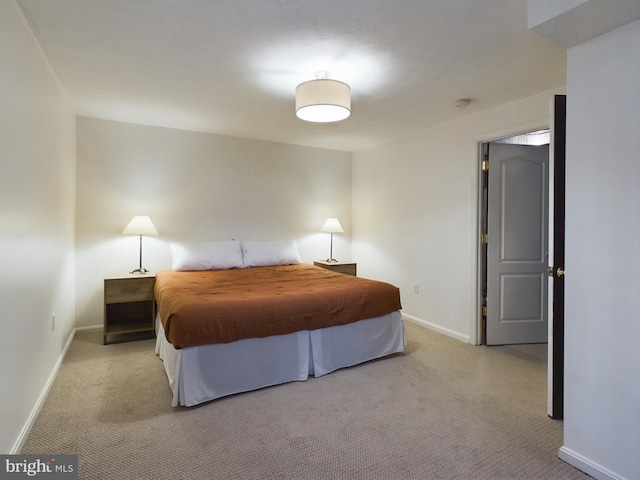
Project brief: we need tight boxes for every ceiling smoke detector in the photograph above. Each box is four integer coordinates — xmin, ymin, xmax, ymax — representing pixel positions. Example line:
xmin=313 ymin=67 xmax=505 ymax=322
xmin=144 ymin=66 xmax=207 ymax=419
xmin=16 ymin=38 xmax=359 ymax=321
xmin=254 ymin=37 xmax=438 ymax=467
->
xmin=454 ymin=98 xmax=471 ymax=109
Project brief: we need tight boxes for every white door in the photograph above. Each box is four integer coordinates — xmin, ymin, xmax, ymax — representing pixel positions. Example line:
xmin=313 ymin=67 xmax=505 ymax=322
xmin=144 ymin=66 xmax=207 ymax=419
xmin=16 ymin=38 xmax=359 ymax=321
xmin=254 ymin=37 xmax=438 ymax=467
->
xmin=486 ymin=143 xmax=549 ymax=345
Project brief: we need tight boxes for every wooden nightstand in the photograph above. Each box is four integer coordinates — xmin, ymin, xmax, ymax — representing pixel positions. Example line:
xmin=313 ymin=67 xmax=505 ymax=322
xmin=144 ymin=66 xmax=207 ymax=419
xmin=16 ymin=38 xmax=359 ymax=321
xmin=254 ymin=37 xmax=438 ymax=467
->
xmin=314 ymin=260 xmax=357 ymax=276
xmin=103 ymin=273 xmax=156 ymax=345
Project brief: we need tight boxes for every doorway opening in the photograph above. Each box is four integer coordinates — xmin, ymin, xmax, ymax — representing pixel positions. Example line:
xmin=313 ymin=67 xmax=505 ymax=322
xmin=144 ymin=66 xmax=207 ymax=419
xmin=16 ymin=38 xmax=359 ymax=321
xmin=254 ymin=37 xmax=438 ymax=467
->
xmin=476 ymin=96 xmax=566 ymax=420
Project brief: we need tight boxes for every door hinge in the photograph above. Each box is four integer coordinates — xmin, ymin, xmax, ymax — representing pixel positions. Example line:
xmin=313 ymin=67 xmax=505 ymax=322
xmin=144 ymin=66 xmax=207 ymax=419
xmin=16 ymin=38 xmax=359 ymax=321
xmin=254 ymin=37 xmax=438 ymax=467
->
xmin=481 ymin=233 xmax=488 ymax=244
xmin=482 ymin=305 xmax=487 ymax=318
xmin=482 ymin=159 xmax=489 ymax=171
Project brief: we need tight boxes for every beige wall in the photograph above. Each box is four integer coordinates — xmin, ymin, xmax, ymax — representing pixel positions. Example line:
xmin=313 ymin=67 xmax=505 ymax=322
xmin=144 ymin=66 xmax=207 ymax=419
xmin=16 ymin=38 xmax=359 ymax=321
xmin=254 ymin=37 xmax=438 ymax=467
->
xmin=352 ymin=88 xmax=564 ymax=342
xmin=0 ymin=1 xmax=76 ymax=453
xmin=561 ymin=19 xmax=640 ymax=480
xmin=75 ymin=117 xmax=352 ymax=327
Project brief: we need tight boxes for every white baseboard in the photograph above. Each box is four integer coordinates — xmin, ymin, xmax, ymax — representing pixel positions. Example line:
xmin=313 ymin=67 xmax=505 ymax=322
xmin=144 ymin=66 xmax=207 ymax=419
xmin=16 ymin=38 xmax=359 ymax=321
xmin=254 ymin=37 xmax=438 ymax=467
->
xmin=11 ymin=328 xmax=76 ymax=454
xmin=559 ymin=446 xmax=628 ymax=480
xmin=402 ymin=314 xmax=470 ymax=343
xmin=75 ymin=323 xmax=102 ymax=333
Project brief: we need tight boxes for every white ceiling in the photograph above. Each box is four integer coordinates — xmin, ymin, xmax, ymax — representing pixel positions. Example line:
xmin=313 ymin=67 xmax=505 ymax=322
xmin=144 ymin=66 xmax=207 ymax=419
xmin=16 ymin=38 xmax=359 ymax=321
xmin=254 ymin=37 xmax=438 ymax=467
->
xmin=16 ymin=0 xmax=567 ymax=152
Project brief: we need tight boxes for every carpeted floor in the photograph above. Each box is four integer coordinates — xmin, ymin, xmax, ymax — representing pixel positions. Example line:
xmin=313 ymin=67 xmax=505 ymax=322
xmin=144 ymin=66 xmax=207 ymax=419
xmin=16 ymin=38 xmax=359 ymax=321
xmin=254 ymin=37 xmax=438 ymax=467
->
xmin=21 ymin=321 xmax=592 ymax=479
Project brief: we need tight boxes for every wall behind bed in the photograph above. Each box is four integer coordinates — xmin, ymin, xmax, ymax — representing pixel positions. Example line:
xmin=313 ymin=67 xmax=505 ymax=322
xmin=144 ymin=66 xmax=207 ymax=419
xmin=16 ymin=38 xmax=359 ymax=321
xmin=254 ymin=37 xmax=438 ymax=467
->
xmin=75 ymin=117 xmax=352 ymax=328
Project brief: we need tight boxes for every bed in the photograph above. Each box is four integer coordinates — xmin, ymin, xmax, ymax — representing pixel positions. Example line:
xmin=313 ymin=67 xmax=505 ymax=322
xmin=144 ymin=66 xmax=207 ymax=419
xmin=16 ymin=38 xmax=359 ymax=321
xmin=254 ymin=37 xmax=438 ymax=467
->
xmin=154 ymin=240 xmax=405 ymax=406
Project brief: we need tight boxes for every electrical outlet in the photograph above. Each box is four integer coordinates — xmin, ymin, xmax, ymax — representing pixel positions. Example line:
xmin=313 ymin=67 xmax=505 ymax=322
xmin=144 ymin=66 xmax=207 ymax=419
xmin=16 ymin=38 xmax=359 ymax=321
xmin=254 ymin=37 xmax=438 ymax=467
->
xmin=413 ymin=283 xmax=419 ymax=294
xmin=51 ymin=313 xmax=55 ymax=332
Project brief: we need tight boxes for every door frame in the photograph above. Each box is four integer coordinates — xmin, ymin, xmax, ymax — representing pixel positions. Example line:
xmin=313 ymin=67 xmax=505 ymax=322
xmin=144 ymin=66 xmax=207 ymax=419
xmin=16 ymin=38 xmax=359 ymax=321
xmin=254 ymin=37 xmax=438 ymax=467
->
xmin=473 ymin=122 xmax=552 ymax=348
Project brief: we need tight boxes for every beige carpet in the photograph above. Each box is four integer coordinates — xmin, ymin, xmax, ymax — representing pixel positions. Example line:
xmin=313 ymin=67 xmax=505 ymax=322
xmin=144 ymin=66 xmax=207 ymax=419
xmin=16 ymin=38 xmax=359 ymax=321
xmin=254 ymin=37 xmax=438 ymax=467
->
xmin=21 ymin=321 xmax=591 ymax=480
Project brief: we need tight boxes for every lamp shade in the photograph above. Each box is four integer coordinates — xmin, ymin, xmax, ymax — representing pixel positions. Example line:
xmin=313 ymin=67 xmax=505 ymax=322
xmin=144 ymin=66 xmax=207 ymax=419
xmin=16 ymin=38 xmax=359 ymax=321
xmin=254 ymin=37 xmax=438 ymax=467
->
xmin=321 ymin=218 xmax=344 ymax=233
xmin=122 ymin=216 xmax=158 ymax=236
xmin=296 ymin=79 xmax=351 ymax=123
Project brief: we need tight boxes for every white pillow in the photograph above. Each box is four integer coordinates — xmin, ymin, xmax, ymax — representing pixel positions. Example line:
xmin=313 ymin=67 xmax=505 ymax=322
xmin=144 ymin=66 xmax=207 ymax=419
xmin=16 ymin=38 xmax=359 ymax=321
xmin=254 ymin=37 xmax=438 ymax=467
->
xmin=170 ymin=240 xmax=244 ymax=271
xmin=241 ymin=240 xmax=302 ymax=267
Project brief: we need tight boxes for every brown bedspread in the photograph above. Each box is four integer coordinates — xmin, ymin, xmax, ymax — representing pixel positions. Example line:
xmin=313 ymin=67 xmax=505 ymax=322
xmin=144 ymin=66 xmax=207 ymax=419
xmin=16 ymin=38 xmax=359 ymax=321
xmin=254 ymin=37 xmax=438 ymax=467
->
xmin=155 ymin=264 xmax=402 ymax=349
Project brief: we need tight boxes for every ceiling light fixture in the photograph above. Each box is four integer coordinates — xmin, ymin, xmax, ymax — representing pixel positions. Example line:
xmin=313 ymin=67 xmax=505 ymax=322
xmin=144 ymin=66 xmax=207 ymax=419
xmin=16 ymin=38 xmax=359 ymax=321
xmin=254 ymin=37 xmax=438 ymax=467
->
xmin=295 ymin=71 xmax=351 ymax=123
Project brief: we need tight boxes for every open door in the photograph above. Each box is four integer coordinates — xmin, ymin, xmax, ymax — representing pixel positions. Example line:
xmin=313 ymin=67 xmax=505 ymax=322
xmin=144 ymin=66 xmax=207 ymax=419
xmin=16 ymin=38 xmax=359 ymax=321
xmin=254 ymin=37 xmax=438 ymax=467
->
xmin=485 ymin=142 xmax=549 ymax=345
xmin=548 ymin=95 xmax=566 ymax=419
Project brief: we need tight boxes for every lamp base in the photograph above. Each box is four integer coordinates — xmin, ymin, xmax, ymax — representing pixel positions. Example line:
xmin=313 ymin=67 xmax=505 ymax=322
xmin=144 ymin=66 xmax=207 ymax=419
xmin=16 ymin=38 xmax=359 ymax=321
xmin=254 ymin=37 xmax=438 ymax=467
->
xmin=325 ymin=258 xmax=339 ymax=263
xmin=130 ymin=267 xmax=149 ymax=274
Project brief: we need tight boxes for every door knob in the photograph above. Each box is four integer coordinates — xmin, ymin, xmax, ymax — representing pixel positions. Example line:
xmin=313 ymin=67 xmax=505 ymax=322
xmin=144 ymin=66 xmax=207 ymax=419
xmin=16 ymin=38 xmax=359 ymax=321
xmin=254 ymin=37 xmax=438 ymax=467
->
xmin=556 ymin=267 xmax=565 ymax=277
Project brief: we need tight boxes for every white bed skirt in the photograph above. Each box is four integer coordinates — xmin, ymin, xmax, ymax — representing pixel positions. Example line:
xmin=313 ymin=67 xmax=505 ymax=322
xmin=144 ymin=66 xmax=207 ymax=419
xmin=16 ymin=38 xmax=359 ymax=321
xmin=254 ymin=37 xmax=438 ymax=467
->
xmin=155 ymin=311 xmax=406 ymax=407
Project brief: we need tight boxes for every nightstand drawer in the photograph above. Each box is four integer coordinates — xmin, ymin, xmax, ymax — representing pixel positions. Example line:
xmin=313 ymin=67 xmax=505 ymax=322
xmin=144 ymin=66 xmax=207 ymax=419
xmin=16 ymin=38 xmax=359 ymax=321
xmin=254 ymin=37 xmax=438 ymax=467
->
xmin=105 ymin=277 xmax=154 ymax=303
xmin=314 ymin=261 xmax=357 ymax=276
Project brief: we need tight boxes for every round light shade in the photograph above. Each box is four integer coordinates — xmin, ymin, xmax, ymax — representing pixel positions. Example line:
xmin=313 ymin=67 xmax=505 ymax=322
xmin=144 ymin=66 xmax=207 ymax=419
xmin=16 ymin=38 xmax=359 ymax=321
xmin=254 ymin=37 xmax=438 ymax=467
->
xmin=296 ymin=79 xmax=351 ymax=123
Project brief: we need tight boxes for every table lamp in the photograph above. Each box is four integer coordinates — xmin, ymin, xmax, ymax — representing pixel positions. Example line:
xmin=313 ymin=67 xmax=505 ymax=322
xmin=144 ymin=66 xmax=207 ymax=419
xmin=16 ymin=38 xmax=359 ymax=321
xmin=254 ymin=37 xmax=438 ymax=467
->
xmin=122 ymin=215 xmax=158 ymax=274
xmin=320 ymin=217 xmax=344 ymax=263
